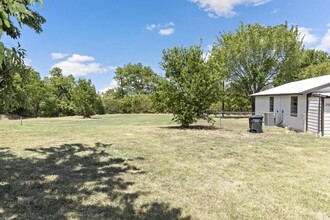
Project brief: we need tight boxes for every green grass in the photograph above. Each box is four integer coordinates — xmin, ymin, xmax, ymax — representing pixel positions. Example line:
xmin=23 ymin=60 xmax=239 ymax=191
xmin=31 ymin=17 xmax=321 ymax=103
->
xmin=0 ymin=114 xmax=330 ymax=219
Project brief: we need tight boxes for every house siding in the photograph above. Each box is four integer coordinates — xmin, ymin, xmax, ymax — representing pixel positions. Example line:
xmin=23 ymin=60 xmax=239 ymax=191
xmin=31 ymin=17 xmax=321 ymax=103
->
xmin=324 ymin=98 xmax=330 ymax=136
xmin=307 ymin=97 xmax=321 ymax=135
xmin=255 ymin=94 xmax=307 ymax=131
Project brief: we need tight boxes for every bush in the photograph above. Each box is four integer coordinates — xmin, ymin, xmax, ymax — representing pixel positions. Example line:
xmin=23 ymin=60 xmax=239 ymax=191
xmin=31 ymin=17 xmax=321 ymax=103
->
xmin=131 ymin=95 xmax=155 ymax=113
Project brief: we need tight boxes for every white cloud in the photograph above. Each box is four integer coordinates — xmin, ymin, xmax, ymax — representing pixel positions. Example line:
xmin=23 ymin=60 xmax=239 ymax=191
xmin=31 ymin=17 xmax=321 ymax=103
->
xmin=67 ymin=54 xmax=95 ymax=63
xmin=51 ymin=54 xmax=116 ymax=77
xmin=166 ymin=22 xmax=175 ymax=27
xmin=316 ymin=25 xmax=330 ymax=52
xmin=146 ymin=24 xmax=160 ymax=31
xmin=51 ymin=53 xmax=69 ymax=60
xmin=298 ymin=27 xmax=319 ymax=46
xmin=100 ymin=79 xmax=118 ymax=93
xmin=190 ymin=0 xmax=271 ymax=18
xmin=146 ymin=22 xmax=175 ymax=36
xmin=159 ymin=28 xmax=175 ymax=36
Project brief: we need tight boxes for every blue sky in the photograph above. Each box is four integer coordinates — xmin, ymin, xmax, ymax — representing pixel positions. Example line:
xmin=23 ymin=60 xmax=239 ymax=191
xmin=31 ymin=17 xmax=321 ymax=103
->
xmin=7 ymin=0 xmax=330 ymax=92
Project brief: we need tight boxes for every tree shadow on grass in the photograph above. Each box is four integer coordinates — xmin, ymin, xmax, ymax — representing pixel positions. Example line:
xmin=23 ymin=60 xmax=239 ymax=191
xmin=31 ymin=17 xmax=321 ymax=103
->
xmin=162 ymin=125 xmax=220 ymax=130
xmin=0 ymin=143 xmax=190 ymax=219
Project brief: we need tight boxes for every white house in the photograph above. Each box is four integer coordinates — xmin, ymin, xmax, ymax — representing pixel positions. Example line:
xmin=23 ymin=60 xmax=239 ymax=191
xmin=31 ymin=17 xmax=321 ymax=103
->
xmin=251 ymin=75 xmax=330 ymax=136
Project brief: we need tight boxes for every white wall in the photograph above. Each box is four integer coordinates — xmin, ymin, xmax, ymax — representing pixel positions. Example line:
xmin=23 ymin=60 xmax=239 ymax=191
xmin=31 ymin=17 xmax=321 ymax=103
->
xmin=324 ymin=98 xmax=330 ymax=136
xmin=255 ymin=94 xmax=307 ymax=131
xmin=255 ymin=96 xmax=269 ymax=115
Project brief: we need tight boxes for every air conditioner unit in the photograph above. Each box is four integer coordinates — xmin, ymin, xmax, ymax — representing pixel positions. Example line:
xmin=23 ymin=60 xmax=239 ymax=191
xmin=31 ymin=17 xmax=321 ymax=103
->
xmin=264 ymin=112 xmax=276 ymax=126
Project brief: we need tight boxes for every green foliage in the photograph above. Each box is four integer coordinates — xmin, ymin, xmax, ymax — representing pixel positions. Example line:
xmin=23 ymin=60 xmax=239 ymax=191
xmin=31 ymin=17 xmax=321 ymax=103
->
xmin=131 ymin=95 xmax=155 ymax=113
xmin=0 ymin=0 xmax=45 ymax=112
xmin=213 ymin=23 xmax=303 ymax=111
xmin=114 ymin=63 xmax=159 ymax=98
xmin=298 ymin=49 xmax=330 ymax=80
xmin=102 ymin=94 xmax=154 ymax=114
xmin=41 ymin=68 xmax=75 ymax=117
xmin=153 ymin=45 xmax=222 ymax=127
xmin=101 ymin=63 xmax=158 ymax=114
xmin=299 ymin=62 xmax=330 ymax=80
xmin=0 ymin=0 xmax=45 ymax=41
xmin=0 ymin=46 xmax=26 ymax=113
xmin=102 ymin=96 xmax=122 ymax=114
xmin=72 ymin=78 xmax=100 ymax=118
xmin=118 ymin=97 xmax=133 ymax=113
xmin=2 ymin=66 xmax=105 ymax=118
xmin=94 ymin=96 xmax=105 ymax=115
xmin=11 ymin=68 xmax=45 ymax=117
xmin=23 ymin=69 xmax=45 ymax=116
xmin=300 ymin=49 xmax=330 ymax=69
xmin=209 ymin=87 xmax=251 ymax=112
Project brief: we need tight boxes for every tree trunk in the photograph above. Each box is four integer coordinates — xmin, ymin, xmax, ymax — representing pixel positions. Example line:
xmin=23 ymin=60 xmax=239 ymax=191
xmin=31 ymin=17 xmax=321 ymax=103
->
xmin=83 ymin=112 xmax=91 ymax=119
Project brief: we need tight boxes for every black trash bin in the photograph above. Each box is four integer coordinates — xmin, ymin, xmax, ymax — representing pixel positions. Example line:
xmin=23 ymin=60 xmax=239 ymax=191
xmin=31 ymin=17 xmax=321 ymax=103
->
xmin=249 ymin=115 xmax=263 ymax=133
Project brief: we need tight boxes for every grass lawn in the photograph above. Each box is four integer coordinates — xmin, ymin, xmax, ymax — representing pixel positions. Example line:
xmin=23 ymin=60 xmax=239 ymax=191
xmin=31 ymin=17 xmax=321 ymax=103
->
xmin=0 ymin=114 xmax=330 ymax=219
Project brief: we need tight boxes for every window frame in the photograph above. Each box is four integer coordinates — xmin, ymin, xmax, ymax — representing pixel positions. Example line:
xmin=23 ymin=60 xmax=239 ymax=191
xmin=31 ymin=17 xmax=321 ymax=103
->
xmin=269 ymin=97 xmax=274 ymax=112
xmin=290 ymin=96 xmax=298 ymax=117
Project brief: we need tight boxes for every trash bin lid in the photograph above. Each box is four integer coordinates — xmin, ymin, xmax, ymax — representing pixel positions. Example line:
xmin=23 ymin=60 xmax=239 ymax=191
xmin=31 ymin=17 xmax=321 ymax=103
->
xmin=249 ymin=115 xmax=263 ymax=119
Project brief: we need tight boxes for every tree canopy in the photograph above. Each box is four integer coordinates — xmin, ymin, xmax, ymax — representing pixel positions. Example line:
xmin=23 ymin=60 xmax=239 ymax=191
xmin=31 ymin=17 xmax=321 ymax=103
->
xmin=41 ymin=68 xmax=75 ymax=117
xmin=300 ymin=62 xmax=330 ymax=80
xmin=101 ymin=63 xmax=158 ymax=114
xmin=0 ymin=0 xmax=45 ymax=112
xmin=72 ymin=78 xmax=100 ymax=118
xmin=0 ymin=0 xmax=45 ymax=64
xmin=212 ymin=23 xmax=303 ymax=111
xmin=153 ymin=45 xmax=222 ymax=127
xmin=300 ymin=49 xmax=330 ymax=69
xmin=114 ymin=63 xmax=159 ymax=98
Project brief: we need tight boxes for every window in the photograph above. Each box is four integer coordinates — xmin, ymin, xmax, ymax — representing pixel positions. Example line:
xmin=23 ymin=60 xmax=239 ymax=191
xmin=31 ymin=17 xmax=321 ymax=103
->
xmin=269 ymin=97 xmax=274 ymax=112
xmin=291 ymin=96 xmax=298 ymax=117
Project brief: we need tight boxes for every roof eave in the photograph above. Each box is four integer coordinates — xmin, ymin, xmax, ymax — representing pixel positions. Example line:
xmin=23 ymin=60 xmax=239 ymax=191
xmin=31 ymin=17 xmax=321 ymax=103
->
xmin=251 ymin=93 xmax=303 ymax=97
xmin=303 ymin=82 xmax=330 ymax=94
xmin=251 ymin=81 xmax=330 ymax=97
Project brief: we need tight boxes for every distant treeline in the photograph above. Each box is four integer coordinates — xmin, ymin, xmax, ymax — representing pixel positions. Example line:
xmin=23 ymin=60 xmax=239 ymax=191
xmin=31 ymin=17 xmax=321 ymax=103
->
xmin=2 ymin=21 xmax=330 ymax=125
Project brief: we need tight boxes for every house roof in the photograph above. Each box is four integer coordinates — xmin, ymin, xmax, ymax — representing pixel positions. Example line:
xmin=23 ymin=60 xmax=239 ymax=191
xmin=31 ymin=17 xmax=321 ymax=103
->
xmin=251 ymin=75 xmax=330 ymax=96
xmin=312 ymin=92 xmax=330 ymax=97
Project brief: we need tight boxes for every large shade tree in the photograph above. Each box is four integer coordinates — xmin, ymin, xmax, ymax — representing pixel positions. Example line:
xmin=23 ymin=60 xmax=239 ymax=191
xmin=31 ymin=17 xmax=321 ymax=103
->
xmin=114 ymin=63 xmax=159 ymax=98
xmin=153 ymin=45 xmax=222 ymax=127
xmin=72 ymin=78 xmax=100 ymax=118
xmin=212 ymin=23 xmax=303 ymax=111
xmin=41 ymin=68 xmax=75 ymax=117
xmin=10 ymin=67 xmax=45 ymax=117
xmin=102 ymin=63 xmax=159 ymax=114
